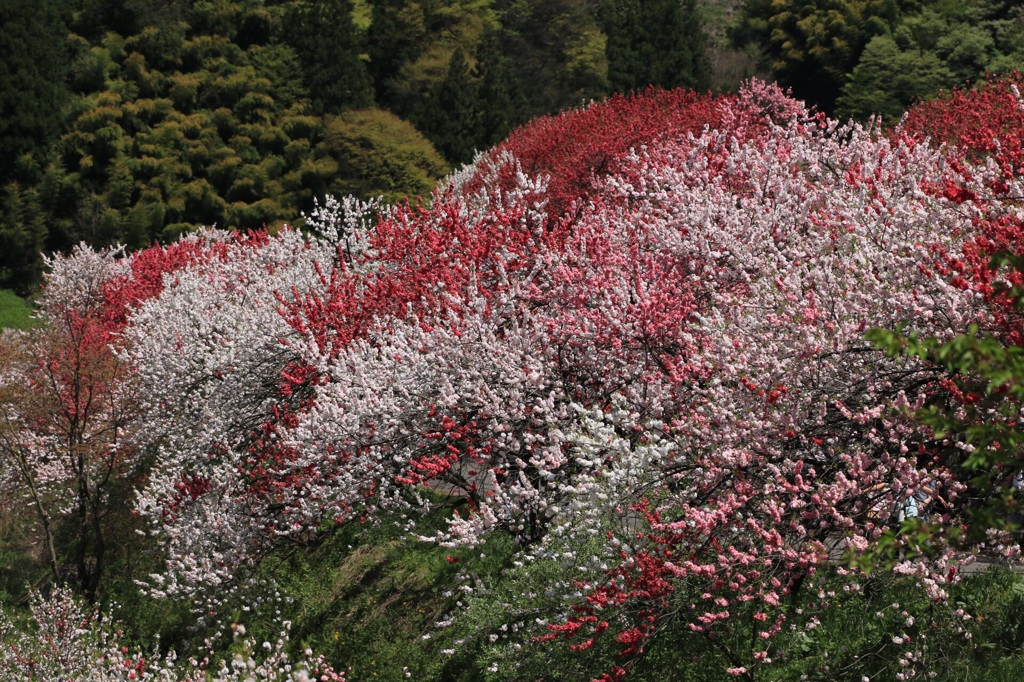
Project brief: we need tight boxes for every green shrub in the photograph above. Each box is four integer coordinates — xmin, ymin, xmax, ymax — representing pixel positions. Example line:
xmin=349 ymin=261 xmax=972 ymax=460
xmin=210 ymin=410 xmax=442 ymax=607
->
xmin=325 ymin=109 xmax=449 ymax=204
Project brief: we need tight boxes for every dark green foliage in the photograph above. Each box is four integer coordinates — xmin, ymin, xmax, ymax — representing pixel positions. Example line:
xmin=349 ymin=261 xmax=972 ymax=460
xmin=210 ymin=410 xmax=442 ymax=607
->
xmin=366 ymin=0 xmax=430 ymax=112
xmin=599 ymin=0 xmax=712 ymax=94
xmin=0 ymin=0 xmax=71 ymax=185
xmin=365 ymin=0 xmax=498 ymax=121
xmin=735 ymin=0 xmax=901 ymax=112
xmin=474 ymin=26 xmax=529 ymax=148
xmin=74 ymin=0 xmax=190 ymax=42
xmin=0 ymin=0 xmax=717 ymax=294
xmin=737 ymin=0 xmax=1024 ymax=119
xmin=38 ymin=1 xmax=352 ymax=252
xmin=248 ymin=42 xmax=308 ymax=109
xmin=494 ymin=0 xmax=609 ymax=116
xmin=366 ymin=1 xmax=529 ymax=163
xmin=286 ymin=0 xmax=375 ymax=114
xmin=837 ymin=33 xmax=957 ymax=121
xmin=0 ymin=185 xmax=48 ymax=295
xmin=414 ymin=48 xmax=481 ymax=164
xmin=837 ymin=2 xmax=1024 ymax=121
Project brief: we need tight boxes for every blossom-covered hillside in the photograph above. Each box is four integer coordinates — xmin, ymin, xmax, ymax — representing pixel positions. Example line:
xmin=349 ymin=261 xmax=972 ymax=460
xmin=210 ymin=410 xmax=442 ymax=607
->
xmin=5 ymin=79 xmax=1024 ymax=680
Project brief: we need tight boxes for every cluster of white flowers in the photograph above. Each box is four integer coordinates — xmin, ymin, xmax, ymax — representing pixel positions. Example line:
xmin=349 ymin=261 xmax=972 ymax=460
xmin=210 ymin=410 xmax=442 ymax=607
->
xmin=0 ymin=586 xmax=344 ymax=681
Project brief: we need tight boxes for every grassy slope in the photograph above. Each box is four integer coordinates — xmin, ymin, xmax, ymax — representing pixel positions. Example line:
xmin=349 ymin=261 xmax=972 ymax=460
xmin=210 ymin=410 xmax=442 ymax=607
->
xmin=100 ymin=502 xmax=1024 ymax=682
xmin=260 ymin=534 xmax=1024 ymax=681
xmin=4 ymin=442 xmax=1023 ymax=680
xmin=0 ymin=289 xmax=35 ymax=330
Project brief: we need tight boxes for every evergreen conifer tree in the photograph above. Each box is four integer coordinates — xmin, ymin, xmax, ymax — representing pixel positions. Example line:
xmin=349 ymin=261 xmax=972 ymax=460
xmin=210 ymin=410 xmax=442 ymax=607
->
xmin=287 ymin=0 xmax=375 ymax=114
xmin=0 ymin=183 xmax=47 ymax=294
xmin=415 ymin=48 xmax=481 ymax=165
xmin=366 ymin=0 xmax=428 ymax=111
xmin=0 ymin=0 xmax=72 ymax=293
xmin=493 ymin=0 xmax=610 ymax=116
xmin=599 ymin=0 xmax=711 ymax=94
xmin=0 ymin=0 xmax=71 ymax=185
xmin=475 ymin=27 xmax=528 ymax=148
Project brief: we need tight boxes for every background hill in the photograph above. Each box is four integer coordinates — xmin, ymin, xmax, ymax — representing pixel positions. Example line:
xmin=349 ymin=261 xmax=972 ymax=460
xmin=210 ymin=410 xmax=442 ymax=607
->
xmin=5 ymin=1 xmax=1021 ymax=301
xmin=1 ymin=0 xmax=715 ymax=297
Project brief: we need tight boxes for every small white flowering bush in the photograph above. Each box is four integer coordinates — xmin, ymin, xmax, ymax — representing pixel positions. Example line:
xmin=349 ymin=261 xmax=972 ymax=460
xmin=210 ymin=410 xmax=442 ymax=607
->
xmin=0 ymin=586 xmax=343 ymax=681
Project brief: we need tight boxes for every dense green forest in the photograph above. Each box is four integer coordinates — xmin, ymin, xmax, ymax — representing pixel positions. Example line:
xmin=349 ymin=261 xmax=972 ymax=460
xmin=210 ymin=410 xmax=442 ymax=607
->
xmin=734 ymin=0 xmax=1024 ymax=117
xmin=3 ymin=0 xmax=1023 ymax=298
xmin=0 ymin=0 xmax=715 ymax=296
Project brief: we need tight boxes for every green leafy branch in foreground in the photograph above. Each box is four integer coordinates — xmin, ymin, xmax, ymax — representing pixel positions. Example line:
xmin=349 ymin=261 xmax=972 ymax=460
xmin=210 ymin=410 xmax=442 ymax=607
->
xmin=867 ymin=252 xmax=1024 ymax=551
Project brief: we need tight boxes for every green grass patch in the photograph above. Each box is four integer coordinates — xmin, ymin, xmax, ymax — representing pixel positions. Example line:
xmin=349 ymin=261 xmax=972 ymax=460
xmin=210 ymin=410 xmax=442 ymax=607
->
xmin=260 ymin=505 xmax=519 ymax=681
xmin=0 ymin=289 xmax=36 ymax=329
xmin=93 ymin=499 xmax=514 ymax=679
xmin=628 ymin=565 xmax=1024 ymax=682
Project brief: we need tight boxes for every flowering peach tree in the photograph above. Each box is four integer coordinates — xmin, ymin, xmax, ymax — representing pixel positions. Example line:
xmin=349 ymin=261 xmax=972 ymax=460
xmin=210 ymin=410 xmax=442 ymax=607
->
xmin=8 ymin=78 xmax=1024 ymax=679
xmin=0 ymin=245 xmax=135 ymax=601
